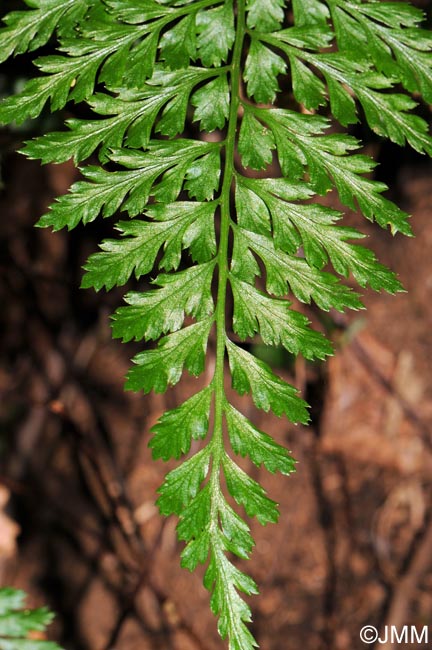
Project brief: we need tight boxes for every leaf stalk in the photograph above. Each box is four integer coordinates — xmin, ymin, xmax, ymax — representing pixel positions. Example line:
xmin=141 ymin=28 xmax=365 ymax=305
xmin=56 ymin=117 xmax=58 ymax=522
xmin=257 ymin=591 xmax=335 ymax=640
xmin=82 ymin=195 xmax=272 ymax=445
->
xmin=211 ymin=0 xmax=246 ymax=489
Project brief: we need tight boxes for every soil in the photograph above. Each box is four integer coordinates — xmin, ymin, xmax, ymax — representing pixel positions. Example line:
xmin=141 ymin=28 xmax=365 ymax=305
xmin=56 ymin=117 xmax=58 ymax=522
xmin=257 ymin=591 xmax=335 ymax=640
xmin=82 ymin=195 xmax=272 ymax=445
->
xmin=1 ymin=138 xmax=432 ymax=650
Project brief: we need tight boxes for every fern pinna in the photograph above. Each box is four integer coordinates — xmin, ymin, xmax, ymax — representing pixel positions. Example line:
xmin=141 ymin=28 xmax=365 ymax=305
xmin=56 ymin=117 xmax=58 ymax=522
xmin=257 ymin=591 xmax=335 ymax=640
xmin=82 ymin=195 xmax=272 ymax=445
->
xmin=1 ymin=1 xmax=431 ymax=648
xmin=0 ymin=587 xmax=62 ymax=650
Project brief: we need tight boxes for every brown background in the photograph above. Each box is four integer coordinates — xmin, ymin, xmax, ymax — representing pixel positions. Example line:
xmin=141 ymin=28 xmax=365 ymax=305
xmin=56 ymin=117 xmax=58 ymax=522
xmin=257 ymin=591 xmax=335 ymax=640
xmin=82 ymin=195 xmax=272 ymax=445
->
xmin=1 ymin=3 xmax=432 ymax=649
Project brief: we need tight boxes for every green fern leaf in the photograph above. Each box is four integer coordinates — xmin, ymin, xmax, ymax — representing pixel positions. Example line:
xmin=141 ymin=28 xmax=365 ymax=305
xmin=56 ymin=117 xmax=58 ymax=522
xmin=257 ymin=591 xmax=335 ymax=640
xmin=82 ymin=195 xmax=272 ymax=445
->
xmin=150 ymin=386 xmax=213 ymax=460
xmin=0 ymin=0 xmax=86 ymax=64
xmin=226 ymin=340 xmax=309 ymax=422
xmin=0 ymin=588 xmax=62 ymax=650
xmin=225 ymin=404 xmax=296 ymax=474
xmin=112 ymin=262 xmax=215 ymax=342
xmin=1 ymin=0 xmax=430 ymax=647
xmin=244 ymin=40 xmax=286 ymax=104
xmin=126 ymin=319 xmax=213 ymax=393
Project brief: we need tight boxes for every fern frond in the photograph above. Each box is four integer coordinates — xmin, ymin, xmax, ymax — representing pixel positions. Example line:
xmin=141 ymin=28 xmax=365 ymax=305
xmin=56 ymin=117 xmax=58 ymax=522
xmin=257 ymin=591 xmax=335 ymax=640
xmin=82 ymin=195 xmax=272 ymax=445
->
xmin=1 ymin=0 xmax=431 ymax=647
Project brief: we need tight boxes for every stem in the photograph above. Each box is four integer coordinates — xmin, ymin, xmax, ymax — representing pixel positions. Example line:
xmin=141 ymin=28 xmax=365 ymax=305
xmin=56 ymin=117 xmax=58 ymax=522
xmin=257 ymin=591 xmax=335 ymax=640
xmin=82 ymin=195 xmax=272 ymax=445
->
xmin=210 ymin=0 xmax=246 ymax=494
